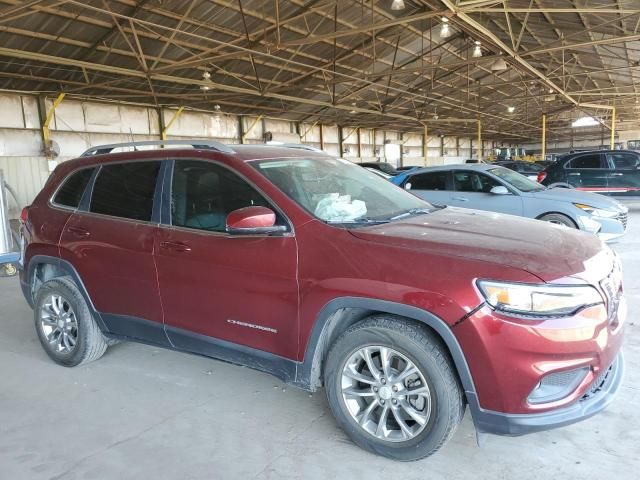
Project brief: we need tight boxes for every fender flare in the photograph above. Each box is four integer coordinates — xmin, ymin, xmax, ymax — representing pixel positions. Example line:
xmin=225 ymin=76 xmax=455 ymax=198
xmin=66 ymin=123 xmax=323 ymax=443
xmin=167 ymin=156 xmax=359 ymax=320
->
xmin=24 ymin=254 xmax=109 ymax=332
xmin=296 ymin=296 xmax=478 ymax=400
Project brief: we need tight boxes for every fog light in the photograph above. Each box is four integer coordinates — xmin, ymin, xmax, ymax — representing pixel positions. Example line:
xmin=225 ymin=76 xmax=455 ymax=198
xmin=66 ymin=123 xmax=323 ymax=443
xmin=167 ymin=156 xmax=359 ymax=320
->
xmin=528 ymin=367 xmax=590 ymax=405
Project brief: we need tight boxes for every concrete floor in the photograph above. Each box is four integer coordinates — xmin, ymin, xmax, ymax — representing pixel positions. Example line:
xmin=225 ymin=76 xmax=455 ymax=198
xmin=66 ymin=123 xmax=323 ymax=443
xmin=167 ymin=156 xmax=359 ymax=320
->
xmin=1 ymin=207 xmax=639 ymax=480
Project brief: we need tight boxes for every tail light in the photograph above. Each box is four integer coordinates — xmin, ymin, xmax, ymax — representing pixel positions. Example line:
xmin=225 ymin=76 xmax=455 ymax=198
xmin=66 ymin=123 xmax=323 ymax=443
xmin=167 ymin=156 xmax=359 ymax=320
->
xmin=537 ymin=171 xmax=547 ymax=183
xmin=20 ymin=206 xmax=29 ymax=224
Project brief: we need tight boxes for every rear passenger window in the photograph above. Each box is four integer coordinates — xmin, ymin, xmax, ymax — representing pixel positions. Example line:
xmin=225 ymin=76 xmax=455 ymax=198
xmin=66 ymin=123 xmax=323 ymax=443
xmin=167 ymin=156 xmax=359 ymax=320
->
xmin=406 ymin=172 xmax=448 ymax=190
xmin=90 ymin=162 xmax=160 ymax=221
xmin=566 ymin=154 xmax=602 ymax=169
xmin=53 ymin=168 xmax=94 ymax=208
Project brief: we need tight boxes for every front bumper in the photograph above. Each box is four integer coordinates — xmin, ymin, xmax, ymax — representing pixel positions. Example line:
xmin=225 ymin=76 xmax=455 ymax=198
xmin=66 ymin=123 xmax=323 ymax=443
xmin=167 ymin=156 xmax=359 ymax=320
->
xmin=577 ymin=211 xmax=628 ymax=242
xmin=469 ymin=352 xmax=624 ymax=435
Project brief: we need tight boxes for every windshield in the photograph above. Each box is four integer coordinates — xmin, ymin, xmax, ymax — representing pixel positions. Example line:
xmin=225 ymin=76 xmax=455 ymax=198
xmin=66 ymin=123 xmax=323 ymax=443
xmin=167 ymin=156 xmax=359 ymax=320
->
xmin=488 ymin=166 xmax=545 ymax=192
xmin=252 ymin=157 xmax=433 ymax=224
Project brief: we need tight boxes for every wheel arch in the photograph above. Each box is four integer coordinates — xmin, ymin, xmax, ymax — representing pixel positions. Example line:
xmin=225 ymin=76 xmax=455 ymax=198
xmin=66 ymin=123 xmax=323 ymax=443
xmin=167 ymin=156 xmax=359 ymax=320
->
xmin=536 ymin=211 xmax=579 ymax=228
xmin=296 ymin=297 xmax=478 ymax=400
xmin=25 ymin=255 xmax=108 ymax=332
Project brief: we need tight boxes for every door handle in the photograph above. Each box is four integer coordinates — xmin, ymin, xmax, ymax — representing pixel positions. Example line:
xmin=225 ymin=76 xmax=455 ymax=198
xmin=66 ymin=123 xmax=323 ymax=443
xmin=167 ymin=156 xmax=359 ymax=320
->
xmin=610 ymin=173 xmax=624 ymax=176
xmin=67 ymin=226 xmax=90 ymax=237
xmin=160 ymin=241 xmax=192 ymax=252
xmin=452 ymin=196 xmax=469 ymax=202
xmin=567 ymin=172 xmax=581 ymax=176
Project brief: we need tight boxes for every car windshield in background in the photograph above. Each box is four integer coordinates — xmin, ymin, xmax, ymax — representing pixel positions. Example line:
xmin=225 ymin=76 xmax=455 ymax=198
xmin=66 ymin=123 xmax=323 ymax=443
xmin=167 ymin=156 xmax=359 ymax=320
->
xmin=252 ymin=157 xmax=433 ymax=224
xmin=488 ymin=166 xmax=545 ymax=192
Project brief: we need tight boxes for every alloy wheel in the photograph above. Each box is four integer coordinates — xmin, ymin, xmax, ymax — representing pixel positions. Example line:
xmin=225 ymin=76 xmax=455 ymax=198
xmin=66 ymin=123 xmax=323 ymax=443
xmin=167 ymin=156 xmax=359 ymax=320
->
xmin=39 ymin=294 xmax=78 ymax=354
xmin=341 ymin=345 xmax=432 ymax=442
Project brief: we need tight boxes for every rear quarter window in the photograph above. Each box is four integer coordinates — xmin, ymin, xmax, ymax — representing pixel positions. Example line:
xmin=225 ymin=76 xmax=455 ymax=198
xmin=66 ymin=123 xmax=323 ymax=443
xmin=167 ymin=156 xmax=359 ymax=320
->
xmin=52 ymin=168 xmax=95 ymax=208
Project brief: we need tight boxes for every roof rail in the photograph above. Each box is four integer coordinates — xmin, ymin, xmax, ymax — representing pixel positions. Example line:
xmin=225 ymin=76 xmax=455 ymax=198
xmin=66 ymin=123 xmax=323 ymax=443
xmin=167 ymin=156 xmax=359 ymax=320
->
xmin=80 ymin=140 xmax=236 ymax=157
xmin=277 ymin=143 xmax=327 ymax=153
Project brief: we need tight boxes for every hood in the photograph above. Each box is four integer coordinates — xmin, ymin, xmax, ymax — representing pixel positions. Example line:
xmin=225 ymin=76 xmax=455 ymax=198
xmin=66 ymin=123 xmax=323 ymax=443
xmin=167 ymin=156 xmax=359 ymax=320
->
xmin=349 ymin=207 xmax=614 ymax=283
xmin=528 ymin=187 xmax=628 ymax=211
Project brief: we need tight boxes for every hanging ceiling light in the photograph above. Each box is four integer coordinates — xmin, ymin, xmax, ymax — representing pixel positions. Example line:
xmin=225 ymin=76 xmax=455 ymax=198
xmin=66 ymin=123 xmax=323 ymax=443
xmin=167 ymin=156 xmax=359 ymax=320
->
xmin=490 ymin=57 xmax=508 ymax=71
xmin=472 ymin=41 xmax=482 ymax=58
xmin=391 ymin=0 xmax=405 ymax=11
xmin=440 ymin=17 xmax=452 ymax=39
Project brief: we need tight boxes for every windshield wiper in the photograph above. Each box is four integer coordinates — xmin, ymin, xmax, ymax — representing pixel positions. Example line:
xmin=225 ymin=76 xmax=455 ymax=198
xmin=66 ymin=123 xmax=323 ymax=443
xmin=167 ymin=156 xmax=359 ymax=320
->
xmin=389 ymin=208 xmax=433 ymax=221
xmin=327 ymin=216 xmax=390 ymax=225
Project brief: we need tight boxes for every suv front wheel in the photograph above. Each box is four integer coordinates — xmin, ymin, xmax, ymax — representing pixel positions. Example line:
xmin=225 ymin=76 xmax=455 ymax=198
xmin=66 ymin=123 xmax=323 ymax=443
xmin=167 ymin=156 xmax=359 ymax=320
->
xmin=324 ymin=315 xmax=465 ymax=461
xmin=34 ymin=277 xmax=108 ymax=367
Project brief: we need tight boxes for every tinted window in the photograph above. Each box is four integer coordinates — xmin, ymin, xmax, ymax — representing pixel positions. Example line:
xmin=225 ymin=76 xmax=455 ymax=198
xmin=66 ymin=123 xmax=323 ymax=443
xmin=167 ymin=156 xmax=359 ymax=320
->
xmin=53 ymin=168 xmax=94 ymax=208
xmin=517 ymin=162 xmax=543 ymax=173
xmin=406 ymin=172 xmax=448 ymax=190
xmin=608 ymin=153 xmax=640 ymax=170
xmin=172 ymin=160 xmax=274 ymax=232
xmin=90 ymin=162 xmax=160 ymax=221
xmin=453 ymin=171 xmax=500 ymax=193
xmin=566 ymin=154 xmax=602 ymax=169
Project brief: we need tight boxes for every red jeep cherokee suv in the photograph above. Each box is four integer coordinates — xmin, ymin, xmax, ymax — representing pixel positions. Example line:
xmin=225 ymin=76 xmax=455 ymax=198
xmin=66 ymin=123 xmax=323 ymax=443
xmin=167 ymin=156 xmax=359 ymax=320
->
xmin=19 ymin=140 xmax=625 ymax=461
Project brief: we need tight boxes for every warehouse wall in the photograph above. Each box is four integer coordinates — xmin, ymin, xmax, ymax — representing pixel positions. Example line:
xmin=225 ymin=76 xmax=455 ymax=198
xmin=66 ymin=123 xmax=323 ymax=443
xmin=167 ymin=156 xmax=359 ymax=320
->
xmin=1 ymin=92 xmax=483 ymax=215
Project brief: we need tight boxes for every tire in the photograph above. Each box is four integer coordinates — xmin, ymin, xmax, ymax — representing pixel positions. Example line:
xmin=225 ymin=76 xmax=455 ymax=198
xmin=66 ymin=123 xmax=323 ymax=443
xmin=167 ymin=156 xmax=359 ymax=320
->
xmin=324 ymin=315 xmax=465 ymax=461
xmin=34 ymin=277 xmax=108 ymax=367
xmin=538 ymin=212 xmax=577 ymax=228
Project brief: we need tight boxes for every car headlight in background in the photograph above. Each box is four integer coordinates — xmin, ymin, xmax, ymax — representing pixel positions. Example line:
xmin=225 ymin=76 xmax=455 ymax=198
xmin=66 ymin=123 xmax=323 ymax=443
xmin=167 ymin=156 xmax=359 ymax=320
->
xmin=477 ymin=280 xmax=604 ymax=316
xmin=574 ymin=203 xmax=619 ymax=218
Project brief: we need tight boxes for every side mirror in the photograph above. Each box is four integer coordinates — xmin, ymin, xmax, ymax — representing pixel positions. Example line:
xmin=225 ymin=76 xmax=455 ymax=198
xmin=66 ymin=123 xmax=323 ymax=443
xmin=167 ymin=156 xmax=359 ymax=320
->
xmin=226 ymin=206 xmax=286 ymax=235
xmin=490 ymin=185 xmax=510 ymax=195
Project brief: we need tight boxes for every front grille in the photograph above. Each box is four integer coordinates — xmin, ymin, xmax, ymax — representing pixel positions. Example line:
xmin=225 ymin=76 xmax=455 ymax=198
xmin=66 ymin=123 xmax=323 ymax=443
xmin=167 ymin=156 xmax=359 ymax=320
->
xmin=615 ymin=211 xmax=628 ymax=230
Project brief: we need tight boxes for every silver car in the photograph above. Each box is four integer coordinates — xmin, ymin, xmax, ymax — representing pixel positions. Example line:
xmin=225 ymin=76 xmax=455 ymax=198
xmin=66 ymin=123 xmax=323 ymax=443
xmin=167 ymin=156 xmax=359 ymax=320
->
xmin=392 ymin=164 xmax=628 ymax=241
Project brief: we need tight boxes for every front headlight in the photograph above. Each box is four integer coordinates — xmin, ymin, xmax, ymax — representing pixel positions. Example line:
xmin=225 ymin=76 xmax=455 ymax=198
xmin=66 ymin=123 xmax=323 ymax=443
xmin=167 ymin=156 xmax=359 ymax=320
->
xmin=477 ymin=280 xmax=604 ymax=316
xmin=574 ymin=203 xmax=619 ymax=218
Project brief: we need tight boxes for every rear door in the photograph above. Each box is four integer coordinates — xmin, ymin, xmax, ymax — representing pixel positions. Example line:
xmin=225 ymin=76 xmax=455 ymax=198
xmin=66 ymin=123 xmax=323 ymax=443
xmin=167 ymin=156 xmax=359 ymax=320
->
xmin=402 ymin=170 xmax=452 ymax=204
xmin=605 ymin=152 xmax=640 ymax=195
xmin=450 ymin=170 xmax=524 ymax=215
xmin=564 ymin=153 xmax=610 ymax=191
xmin=59 ymin=160 xmax=166 ymax=342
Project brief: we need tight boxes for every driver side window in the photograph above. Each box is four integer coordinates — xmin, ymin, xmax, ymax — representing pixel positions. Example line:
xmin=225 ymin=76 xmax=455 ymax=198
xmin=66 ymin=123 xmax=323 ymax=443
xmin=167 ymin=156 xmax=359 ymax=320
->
xmin=453 ymin=171 xmax=500 ymax=193
xmin=171 ymin=160 xmax=274 ymax=233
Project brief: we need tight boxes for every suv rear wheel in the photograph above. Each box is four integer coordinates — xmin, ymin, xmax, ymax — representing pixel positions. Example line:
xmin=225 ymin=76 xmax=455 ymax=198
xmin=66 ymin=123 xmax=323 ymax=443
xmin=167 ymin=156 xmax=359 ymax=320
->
xmin=34 ymin=277 xmax=108 ymax=367
xmin=324 ymin=315 xmax=464 ymax=461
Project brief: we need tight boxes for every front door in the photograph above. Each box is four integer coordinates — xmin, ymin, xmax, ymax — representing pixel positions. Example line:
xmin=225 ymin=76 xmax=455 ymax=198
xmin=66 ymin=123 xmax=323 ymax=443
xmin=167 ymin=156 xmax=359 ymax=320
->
xmin=605 ymin=152 xmax=640 ymax=195
xmin=154 ymin=160 xmax=299 ymax=359
xmin=450 ymin=170 xmax=524 ymax=216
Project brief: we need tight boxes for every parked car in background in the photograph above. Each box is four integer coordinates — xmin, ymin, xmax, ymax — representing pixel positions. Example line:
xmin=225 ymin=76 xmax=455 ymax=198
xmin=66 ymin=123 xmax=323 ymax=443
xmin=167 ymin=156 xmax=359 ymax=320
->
xmin=493 ymin=160 xmax=544 ymax=180
xmin=364 ymin=167 xmax=392 ymax=179
xmin=538 ymin=150 xmax=640 ymax=195
xmin=359 ymin=161 xmax=400 ymax=176
xmin=19 ymin=140 xmax=625 ymax=461
xmin=392 ymin=164 xmax=628 ymax=241
xmin=396 ymin=166 xmax=419 ymax=172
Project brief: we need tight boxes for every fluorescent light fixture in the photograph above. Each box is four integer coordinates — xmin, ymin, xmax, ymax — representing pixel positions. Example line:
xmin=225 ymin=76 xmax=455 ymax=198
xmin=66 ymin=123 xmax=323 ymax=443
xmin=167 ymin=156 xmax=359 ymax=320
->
xmin=472 ymin=41 xmax=482 ymax=58
xmin=391 ymin=0 xmax=405 ymax=10
xmin=491 ymin=57 xmax=508 ymax=71
xmin=440 ymin=18 xmax=452 ymax=38
xmin=572 ymin=116 xmax=599 ymax=127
